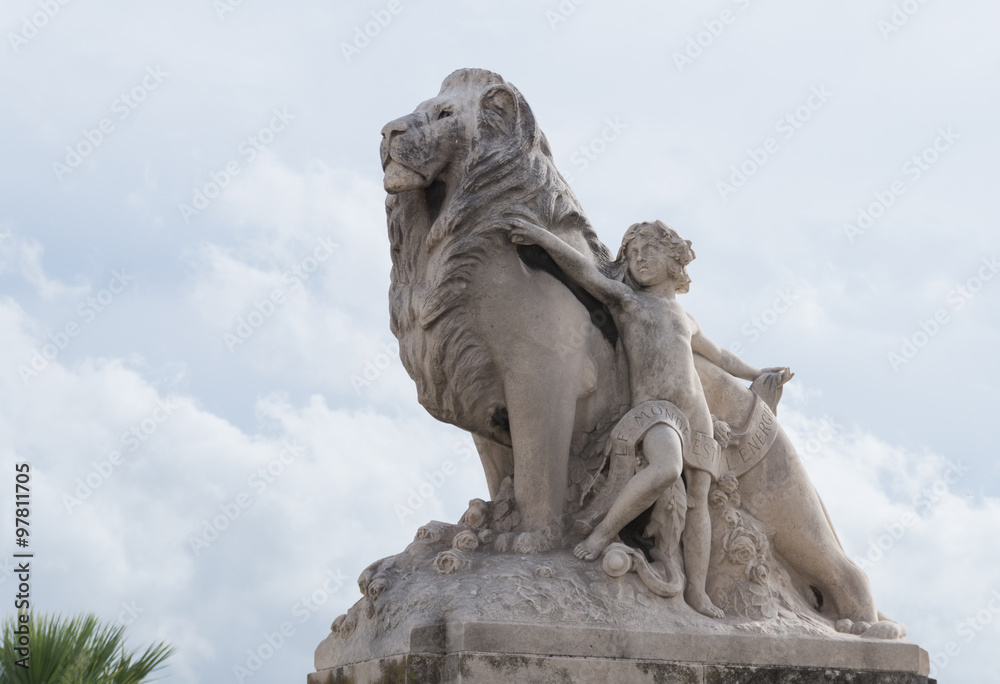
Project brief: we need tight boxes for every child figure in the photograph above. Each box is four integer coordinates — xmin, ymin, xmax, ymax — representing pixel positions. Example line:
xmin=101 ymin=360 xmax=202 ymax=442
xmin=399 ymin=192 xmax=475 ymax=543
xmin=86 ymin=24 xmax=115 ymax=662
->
xmin=507 ymin=219 xmax=790 ymax=619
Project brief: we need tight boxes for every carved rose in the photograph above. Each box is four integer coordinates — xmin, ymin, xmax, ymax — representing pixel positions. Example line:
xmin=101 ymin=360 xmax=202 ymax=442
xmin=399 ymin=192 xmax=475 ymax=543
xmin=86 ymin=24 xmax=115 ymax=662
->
xmin=723 ymin=508 xmax=742 ymax=528
xmin=432 ymin=549 xmax=471 ymax=575
xmin=709 ymin=489 xmax=729 ymax=509
xmin=367 ymin=577 xmax=390 ymax=599
xmin=460 ymin=499 xmax=490 ymax=530
xmin=729 ymin=491 xmax=742 ymax=509
xmin=748 ymin=562 xmax=769 ymax=585
xmin=494 ymin=532 xmax=515 ymax=553
xmin=453 ymin=529 xmax=479 ymax=552
xmin=726 ymin=534 xmax=758 ymax=565
xmin=331 ymin=613 xmax=356 ymax=637
xmin=477 ymin=529 xmax=495 ymax=546
xmin=713 ymin=418 xmax=733 ymax=447
xmin=415 ymin=525 xmax=442 ymax=543
xmin=718 ymin=473 xmax=738 ymax=495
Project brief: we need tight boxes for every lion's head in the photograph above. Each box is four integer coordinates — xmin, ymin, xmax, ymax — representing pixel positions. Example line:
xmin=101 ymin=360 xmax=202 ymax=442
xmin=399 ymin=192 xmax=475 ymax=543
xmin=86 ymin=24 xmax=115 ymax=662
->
xmin=380 ymin=68 xmax=534 ymax=193
xmin=380 ymin=69 xmax=580 ymax=248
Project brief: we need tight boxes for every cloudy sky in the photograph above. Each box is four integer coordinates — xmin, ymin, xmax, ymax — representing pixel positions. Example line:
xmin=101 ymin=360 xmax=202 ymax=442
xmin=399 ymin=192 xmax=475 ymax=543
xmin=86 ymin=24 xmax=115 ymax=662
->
xmin=1 ymin=0 xmax=998 ymax=681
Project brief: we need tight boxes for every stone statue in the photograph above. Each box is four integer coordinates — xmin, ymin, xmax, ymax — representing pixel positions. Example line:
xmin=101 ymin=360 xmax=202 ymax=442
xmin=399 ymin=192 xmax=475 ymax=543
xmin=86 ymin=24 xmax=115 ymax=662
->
xmin=310 ymin=69 xmax=931 ymax=683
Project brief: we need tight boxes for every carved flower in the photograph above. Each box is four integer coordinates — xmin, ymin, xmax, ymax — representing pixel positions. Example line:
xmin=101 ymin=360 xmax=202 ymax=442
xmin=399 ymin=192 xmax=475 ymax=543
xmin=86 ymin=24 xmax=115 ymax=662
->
xmin=367 ymin=577 xmax=390 ymax=599
xmin=723 ymin=508 xmax=742 ymax=528
xmin=460 ymin=499 xmax=490 ymax=530
xmin=728 ymin=491 xmax=742 ymax=509
xmin=453 ymin=530 xmax=479 ymax=552
xmin=748 ymin=561 xmax=769 ymax=585
xmin=477 ymin=529 xmax=495 ymax=546
xmin=718 ymin=473 xmax=738 ymax=495
xmin=494 ymin=532 xmax=515 ymax=553
xmin=415 ymin=525 xmax=442 ymax=543
xmin=709 ymin=489 xmax=729 ymax=509
xmin=331 ymin=613 xmax=356 ymax=637
xmin=726 ymin=534 xmax=758 ymax=565
xmin=432 ymin=549 xmax=471 ymax=575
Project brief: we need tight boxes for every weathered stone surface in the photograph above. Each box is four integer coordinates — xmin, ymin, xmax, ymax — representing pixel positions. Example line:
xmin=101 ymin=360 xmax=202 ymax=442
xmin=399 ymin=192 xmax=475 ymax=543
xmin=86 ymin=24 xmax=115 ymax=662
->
xmin=705 ymin=664 xmax=936 ymax=684
xmin=314 ymin=538 xmax=929 ymax=677
xmin=309 ymin=654 xmax=935 ymax=684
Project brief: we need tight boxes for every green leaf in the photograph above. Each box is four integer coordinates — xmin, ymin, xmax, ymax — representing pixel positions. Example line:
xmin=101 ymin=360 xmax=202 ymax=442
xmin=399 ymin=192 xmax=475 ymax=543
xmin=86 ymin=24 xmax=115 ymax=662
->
xmin=0 ymin=612 xmax=174 ymax=684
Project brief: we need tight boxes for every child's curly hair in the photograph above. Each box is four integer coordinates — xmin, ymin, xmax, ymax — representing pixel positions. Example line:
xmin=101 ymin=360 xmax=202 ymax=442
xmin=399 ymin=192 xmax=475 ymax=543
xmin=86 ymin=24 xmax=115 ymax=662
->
xmin=611 ymin=220 xmax=695 ymax=292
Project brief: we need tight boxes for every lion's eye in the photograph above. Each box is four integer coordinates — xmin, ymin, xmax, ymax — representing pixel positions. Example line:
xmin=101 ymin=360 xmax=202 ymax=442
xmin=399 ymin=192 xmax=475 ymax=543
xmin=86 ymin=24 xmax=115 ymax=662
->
xmin=437 ymin=109 xmax=453 ymax=120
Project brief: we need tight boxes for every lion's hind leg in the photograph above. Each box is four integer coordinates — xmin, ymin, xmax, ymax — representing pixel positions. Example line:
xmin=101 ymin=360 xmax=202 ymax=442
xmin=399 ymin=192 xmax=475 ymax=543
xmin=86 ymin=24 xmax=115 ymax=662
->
xmin=739 ymin=431 xmax=881 ymax=627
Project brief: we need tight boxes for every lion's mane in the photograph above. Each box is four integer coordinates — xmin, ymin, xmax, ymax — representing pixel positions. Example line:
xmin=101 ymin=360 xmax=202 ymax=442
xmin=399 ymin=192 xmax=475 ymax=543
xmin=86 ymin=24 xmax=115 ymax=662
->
xmin=387 ymin=69 xmax=612 ymax=439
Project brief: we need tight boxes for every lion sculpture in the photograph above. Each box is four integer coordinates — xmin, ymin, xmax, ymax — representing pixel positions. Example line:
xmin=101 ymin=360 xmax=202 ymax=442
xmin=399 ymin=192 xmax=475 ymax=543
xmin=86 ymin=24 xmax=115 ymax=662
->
xmin=379 ymin=68 xmax=902 ymax=638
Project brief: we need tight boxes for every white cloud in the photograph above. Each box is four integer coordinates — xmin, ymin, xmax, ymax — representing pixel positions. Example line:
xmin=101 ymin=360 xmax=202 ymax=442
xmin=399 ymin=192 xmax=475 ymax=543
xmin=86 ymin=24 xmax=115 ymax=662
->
xmin=0 ymin=233 xmax=89 ymax=300
xmin=782 ymin=403 xmax=1000 ymax=681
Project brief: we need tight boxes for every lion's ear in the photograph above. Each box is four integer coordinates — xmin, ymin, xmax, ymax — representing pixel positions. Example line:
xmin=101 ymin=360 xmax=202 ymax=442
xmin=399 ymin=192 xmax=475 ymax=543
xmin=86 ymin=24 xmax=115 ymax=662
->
xmin=479 ymin=84 xmax=519 ymax=135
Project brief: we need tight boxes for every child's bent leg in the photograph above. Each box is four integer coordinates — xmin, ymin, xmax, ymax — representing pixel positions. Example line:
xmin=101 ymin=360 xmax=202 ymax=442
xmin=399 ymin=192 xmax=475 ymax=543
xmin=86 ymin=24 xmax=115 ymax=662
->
xmin=682 ymin=468 xmax=725 ymax=618
xmin=575 ymin=424 xmax=683 ymax=561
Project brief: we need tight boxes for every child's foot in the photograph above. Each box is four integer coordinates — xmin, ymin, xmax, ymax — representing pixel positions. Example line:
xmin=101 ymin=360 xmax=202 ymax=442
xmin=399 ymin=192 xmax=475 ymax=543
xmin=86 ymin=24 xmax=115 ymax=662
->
xmin=574 ymin=531 xmax=614 ymax=561
xmin=686 ymin=588 xmax=725 ymax=619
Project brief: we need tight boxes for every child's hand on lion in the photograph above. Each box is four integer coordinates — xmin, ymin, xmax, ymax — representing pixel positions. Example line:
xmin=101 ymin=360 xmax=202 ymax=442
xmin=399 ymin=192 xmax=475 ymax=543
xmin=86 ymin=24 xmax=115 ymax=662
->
xmin=759 ymin=366 xmax=794 ymax=386
xmin=504 ymin=219 xmax=547 ymax=246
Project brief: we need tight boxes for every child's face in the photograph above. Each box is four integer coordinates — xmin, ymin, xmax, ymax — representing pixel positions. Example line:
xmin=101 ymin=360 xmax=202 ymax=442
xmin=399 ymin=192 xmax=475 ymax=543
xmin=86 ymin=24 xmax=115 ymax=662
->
xmin=625 ymin=230 xmax=680 ymax=288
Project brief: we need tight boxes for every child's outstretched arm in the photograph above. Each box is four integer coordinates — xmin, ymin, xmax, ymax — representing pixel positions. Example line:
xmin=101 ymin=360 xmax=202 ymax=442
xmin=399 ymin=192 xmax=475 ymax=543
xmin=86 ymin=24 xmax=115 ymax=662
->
xmin=506 ymin=220 xmax=630 ymax=306
xmin=688 ymin=313 xmax=792 ymax=384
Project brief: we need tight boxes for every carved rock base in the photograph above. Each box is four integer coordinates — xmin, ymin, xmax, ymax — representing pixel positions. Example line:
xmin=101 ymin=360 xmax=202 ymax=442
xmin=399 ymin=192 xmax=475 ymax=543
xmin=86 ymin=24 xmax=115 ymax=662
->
xmin=311 ymin=527 xmax=930 ymax=683
xmin=310 ymin=621 xmax=932 ymax=684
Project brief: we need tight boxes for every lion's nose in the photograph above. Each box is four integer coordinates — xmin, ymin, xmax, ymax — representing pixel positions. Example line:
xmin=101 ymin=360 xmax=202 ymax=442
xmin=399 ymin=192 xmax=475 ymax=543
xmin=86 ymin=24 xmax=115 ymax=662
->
xmin=380 ymin=117 xmax=409 ymax=139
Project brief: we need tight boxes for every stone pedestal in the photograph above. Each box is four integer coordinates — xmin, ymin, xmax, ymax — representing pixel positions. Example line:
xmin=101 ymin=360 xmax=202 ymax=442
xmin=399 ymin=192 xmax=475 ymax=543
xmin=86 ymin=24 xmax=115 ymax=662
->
xmin=310 ymin=620 xmax=932 ymax=683
xmin=310 ymin=527 xmax=930 ymax=683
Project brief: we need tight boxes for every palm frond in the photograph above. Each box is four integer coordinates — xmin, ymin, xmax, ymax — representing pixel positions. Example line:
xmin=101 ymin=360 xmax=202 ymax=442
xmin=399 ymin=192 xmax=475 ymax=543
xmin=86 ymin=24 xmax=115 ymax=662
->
xmin=0 ymin=612 xmax=175 ymax=684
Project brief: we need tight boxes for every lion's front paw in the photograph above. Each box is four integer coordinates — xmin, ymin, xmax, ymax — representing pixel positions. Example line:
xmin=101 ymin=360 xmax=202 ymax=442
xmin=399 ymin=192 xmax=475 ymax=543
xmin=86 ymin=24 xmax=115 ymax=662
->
xmin=861 ymin=620 xmax=907 ymax=640
xmin=512 ymin=531 xmax=552 ymax=554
